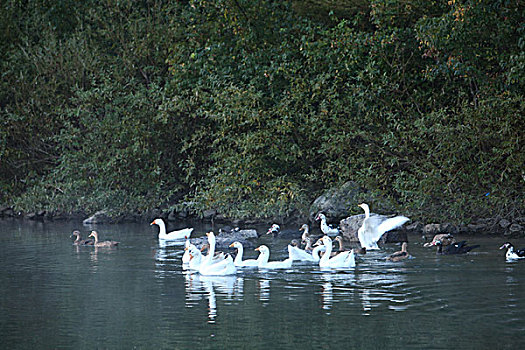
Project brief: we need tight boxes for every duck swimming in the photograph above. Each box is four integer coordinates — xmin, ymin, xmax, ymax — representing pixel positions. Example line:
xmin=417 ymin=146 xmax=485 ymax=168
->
xmin=150 ymin=218 xmax=193 ymax=240
xmin=255 ymin=245 xmax=293 ymax=269
xmin=70 ymin=230 xmax=94 ymax=245
xmin=357 ymin=203 xmax=409 ymax=250
xmin=386 ymin=242 xmax=410 ymax=262
xmin=266 ymin=224 xmax=301 ymax=239
xmin=423 ymin=233 xmax=455 ymax=247
xmin=287 ymin=239 xmax=326 ymax=262
xmin=199 ymin=232 xmax=237 ymax=276
xmin=88 ymin=231 xmax=119 ymax=247
xmin=435 ymin=240 xmax=479 ymax=255
xmin=499 ymin=242 xmax=525 ymax=261
xmin=319 ymin=236 xmax=355 ymax=269
xmin=182 ymin=236 xmax=196 ymax=265
xmin=229 ymin=241 xmax=258 ymax=267
xmin=315 ymin=213 xmax=340 ymax=236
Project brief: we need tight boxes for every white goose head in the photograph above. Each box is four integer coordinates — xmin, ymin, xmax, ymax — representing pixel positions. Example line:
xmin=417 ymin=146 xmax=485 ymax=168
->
xmin=358 ymin=203 xmax=370 ymax=217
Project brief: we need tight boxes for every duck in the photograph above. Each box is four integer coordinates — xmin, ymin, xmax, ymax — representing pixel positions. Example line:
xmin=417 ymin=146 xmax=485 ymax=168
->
xmin=499 ymin=242 xmax=525 ymax=261
xmin=267 ymin=224 xmax=280 ymax=237
xmin=185 ymin=245 xmax=204 ymax=270
xmin=182 ymin=236 xmax=196 ymax=265
xmin=266 ymin=224 xmax=301 ymax=239
xmin=229 ymin=241 xmax=258 ymax=267
xmin=200 ymin=243 xmax=227 ymax=261
xmin=255 ymin=245 xmax=293 ymax=269
xmin=150 ymin=218 xmax=193 ymax=240
xmin=300 ymin=224 xmax=310 ymax=242
xmin=287 ymin=239 xmax=326 ymax=262
xmin=435 ymin=240 xmax=479 ymax=255
xmin=334 ymin=236 xmax=351 ymax=252
xmin=334 ymin=236 xmax=367 ymax=254
xmin=319 ymin=236 xmax=355 ymax=269
xmin=386 ymin=242 xmax=410 ymax=262
xmin=357 ymin=203 xmax=409 ymax=250
xmin=70 ymin=230 xmax=94 ymax=245
xmin=315 ymin=213 xmax=340 ymax=236
xmin=198 ymin=232 xmax=237 ymax=276
xmin=423 ymin=234 xmax=455 ymax=247
xmin=88 ymin=231 xmax=119 ymax=247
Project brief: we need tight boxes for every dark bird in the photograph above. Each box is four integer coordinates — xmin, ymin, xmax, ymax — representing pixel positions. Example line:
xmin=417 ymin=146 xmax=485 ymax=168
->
xmin=436 ymin=240 xmax=479 ymax=255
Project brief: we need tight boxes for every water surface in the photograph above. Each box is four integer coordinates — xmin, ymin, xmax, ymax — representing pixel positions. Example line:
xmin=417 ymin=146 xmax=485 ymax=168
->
xmin=0 ymin=219 xmax=523 ymax=349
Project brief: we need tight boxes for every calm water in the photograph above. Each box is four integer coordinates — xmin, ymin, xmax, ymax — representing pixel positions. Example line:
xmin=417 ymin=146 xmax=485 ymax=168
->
xmin=0 ymin=219 xmax=524 ymax=349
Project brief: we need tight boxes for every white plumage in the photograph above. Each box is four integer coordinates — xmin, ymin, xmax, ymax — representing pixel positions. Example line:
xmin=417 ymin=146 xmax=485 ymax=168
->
xmin=319 ymin=236 xmax=355 ymax=269
xmin=357 ymin=203 xmax=409 ymax=250
xmin=229 ymin=241 xmax=258 ymax=267
xmin=316 ymin=213 xmax=340 ymax=236
xmin=151 ymin=218 xmax=193 ymax=240
xmin=199 ymin=232 xmax=237 ymax=276
xmin=255 ymin=245 xmax=293 ymax=269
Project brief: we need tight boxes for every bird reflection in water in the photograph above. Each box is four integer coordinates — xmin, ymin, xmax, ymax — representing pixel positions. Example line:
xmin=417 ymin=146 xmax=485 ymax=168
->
xmin=321 ymin=281 xmax=333 ymax=312
xmin=183 ymin=272 xmax=243 ymax=323
xmin=259 ymin=279 xmax=270 ymax=304
xmin=319 ymin=273 xmax=356 ymax=313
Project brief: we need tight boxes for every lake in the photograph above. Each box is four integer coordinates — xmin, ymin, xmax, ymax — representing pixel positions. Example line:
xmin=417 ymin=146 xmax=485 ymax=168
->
xmin=0 ymin=219 xmax=524 ymax=349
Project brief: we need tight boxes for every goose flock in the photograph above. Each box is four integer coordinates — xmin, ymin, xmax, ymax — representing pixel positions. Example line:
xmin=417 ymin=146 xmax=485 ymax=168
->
xmin=71 ymin=203 xmax=523 ymax=272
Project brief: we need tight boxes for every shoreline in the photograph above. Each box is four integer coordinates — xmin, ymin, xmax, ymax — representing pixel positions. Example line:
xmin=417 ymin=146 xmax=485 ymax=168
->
xmin=1 ymin=206 xmax=523 ymax=239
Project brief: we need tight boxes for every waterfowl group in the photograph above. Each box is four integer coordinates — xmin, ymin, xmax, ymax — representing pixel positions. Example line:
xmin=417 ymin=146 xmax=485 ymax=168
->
xmin=198 ymin=232 xmax=237 ymax=276
xmin=71 ymin=230 xmax=94 ymax=245
xmin=435 ymin=240 xmax=479 ymax=255
xmin=287 ymin=239 xmax=325 ymax=262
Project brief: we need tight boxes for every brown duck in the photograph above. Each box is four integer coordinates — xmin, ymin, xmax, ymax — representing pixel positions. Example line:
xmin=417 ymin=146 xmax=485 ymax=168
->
xmin=335 ymin=236 xmax=366 ymax=255
xmin=424 ymin=234 xmax=455 ymax=247
xmin=387 ymin=242 xmax=410 ymax=262
xmin=88 ymin=231 xmax=119 ymax=247
xmin=71 ymin=230 xmax=94 ymax=245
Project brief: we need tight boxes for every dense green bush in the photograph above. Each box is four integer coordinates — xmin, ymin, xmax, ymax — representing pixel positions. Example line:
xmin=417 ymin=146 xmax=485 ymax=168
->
xmin=1 ymin=0 xmax=523 ymax=222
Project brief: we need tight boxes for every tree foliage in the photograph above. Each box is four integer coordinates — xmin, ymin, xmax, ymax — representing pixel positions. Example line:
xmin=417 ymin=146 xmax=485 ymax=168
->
xmin=1 ymin=0 xmax=523 ymax=221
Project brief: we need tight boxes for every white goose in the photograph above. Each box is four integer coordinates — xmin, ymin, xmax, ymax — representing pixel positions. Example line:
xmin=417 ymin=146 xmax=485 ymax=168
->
xmin=255 ymin=245 xmax=293 ymax=269
xmin=199 ymin=232 xmax=237 ymax=276
xmin=229 ymin=241 xmax=258 ymax=267
xmin=288 ymin=239 xmax=326 ymax=262
xmin=185 ymin=245 xmax=204 ymax=270
xmin=182 ymin=237 xmax=194 ymax=265
xmin=357 ymin=203 xmax=409 ymax=250
xmin=151 ymin=218 xmax=193 ymax=240
xmin=319 ymin=236 xmax=355 ymax=269
xmin=316 ymin=213 xmax=340 ymax=236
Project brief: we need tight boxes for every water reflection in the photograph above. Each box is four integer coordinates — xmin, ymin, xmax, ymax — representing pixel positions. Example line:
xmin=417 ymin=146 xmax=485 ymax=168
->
xmin=259 ymin=279 xmax=270 ymax=304
xmin=183 ymin=272 xmax=243 ymax=323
